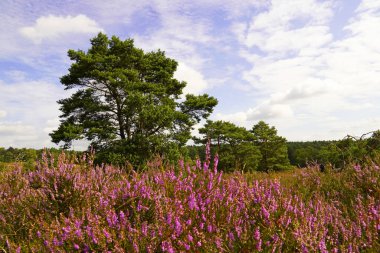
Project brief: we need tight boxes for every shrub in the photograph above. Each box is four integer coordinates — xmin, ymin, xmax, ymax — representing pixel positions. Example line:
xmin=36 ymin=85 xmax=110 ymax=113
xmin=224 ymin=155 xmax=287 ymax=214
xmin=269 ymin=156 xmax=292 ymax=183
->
xmin=0 ymin=147 xmax=379 ymax=252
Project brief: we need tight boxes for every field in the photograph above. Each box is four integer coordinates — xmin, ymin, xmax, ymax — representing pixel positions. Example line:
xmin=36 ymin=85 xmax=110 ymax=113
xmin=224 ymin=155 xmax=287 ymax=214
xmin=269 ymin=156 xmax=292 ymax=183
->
xmin=0 ymin=149 xmax=379 ymax=252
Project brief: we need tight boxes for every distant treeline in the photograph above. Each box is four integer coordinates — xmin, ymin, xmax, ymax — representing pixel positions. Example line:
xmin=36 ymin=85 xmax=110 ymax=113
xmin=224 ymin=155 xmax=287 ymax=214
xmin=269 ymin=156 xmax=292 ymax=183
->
xmin=187 ymin=131 xmax=380 ymax=170
xmin=0 ymin=147 xmax=80 ymax=170
xmin=287 ymin=141 xmax=334 ymax=167
xmin=2 ymin=130 xmax=380 ymax=171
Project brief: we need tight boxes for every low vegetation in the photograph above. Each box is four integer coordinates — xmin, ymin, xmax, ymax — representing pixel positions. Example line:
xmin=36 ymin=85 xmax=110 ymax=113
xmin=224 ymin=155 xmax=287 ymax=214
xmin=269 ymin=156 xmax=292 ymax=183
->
xmin=1 ymin=146 xmax=379 ymax=252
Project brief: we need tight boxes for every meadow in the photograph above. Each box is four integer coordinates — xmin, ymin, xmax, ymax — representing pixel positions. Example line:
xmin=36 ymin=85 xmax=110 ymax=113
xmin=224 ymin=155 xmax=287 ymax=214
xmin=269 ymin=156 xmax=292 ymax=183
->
xmin=0 ymin=146 xmax=379 ymax=252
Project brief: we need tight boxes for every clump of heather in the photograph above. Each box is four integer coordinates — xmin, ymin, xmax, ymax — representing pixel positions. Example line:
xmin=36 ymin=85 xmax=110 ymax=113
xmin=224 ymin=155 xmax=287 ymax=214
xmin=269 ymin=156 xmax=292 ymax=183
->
xmin=0 ymin=146 xmax=379 ymax=252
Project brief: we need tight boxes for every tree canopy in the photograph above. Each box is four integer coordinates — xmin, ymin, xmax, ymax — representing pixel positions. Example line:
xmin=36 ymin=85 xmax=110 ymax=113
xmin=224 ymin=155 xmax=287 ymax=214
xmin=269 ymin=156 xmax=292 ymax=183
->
xmin=195 ymin=120 xmax=261 ymax=172
xmin=50 ymin=33 xmax=217 ymax=166
xmin=250 ymin=121 xmax=290 ymax=172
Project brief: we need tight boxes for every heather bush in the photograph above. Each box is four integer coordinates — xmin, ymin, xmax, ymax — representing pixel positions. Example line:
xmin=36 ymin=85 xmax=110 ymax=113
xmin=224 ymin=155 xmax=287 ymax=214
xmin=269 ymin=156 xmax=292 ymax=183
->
xmin=0 ymin=147 xmax=379 ymax=252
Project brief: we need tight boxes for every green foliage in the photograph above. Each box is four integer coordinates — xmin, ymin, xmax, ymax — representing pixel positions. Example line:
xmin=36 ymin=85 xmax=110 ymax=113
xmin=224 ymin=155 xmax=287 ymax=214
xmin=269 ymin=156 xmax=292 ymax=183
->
xmin=287 ymin=131 xmax=380 ymax=169
xmin=251 ymin=121 xmax=291 ymax=172
xmin=0 ymin=147 xmax=37 ymax=163
xmin=195 ymin=120 xmax=261 ymax=172
xmin=287 ymin=141 xmax=332 ymax=167
xmin=50 ymin=33 xmax=217 ymax=166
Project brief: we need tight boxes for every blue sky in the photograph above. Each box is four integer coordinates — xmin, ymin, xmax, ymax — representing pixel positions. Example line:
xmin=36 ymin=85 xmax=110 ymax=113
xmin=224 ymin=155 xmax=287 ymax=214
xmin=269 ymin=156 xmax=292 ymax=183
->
xmin=1 ymin=0 xmax=380 ymax=149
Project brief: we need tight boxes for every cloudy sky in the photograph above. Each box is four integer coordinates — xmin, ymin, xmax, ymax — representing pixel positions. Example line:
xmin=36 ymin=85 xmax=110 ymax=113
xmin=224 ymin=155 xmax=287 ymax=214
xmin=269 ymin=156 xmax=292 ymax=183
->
xmin=1 ymin=0 xmax=380 ymax=149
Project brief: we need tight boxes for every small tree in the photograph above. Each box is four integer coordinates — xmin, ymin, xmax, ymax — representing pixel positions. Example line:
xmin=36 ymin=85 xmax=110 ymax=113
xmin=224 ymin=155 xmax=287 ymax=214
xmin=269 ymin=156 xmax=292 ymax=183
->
xmin=195 ymin=120 xmax=261 ymax=172
xmin=50 ymin=33 xmax=217 ymax=166
xmin=250 ymin=121 xmax=290 ymax=172
xmin=367 ymin=130 xmax=380 ymax=157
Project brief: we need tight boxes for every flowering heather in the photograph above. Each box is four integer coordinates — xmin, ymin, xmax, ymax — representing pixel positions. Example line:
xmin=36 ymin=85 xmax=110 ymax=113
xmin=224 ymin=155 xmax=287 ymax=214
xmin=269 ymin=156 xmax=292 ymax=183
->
xmin=0 ymin=148 xmax=379 ymax=252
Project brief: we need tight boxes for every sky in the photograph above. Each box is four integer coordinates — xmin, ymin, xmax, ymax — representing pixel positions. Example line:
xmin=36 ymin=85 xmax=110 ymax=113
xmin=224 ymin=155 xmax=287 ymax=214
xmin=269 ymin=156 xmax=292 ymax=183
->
xmin=1 ymin=0 xmax=380 ymax=149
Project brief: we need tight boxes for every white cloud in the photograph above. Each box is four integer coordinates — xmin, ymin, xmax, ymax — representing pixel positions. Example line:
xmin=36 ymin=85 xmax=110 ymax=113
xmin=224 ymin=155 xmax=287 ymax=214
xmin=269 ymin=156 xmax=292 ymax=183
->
xmin=247 ymin=104 xmax=293 ymax=120
xmin=0 ymin=122 xmax=35 ymax=135
xmin=174 ymin=62 xmax=209 ymax=94
xmin=0 ymin=122 xmax=39 ymax=147
xmin=0 ymin=110 xmax=6 ymax=118
xmin=219 ymin=0 xmax=380 ymax=140
xmin=132 ymin=6 xmax=213 ymax=69
xmin=279 ymin=83 xmax=328 ymax=101
xmin=43 ymin=118 xmax=60 ymax=134
xmin=0 ymin=78 xmax=68 ymax=148
xmin=214 ymin=111 xmax=248 ymax=126
xmin=357 ymin=0 xmax=380 ymax=12
xmin=20 ymin=14 xmax=104 ymax=44
xmin=239 ymin=0 xmax=334 ymax=50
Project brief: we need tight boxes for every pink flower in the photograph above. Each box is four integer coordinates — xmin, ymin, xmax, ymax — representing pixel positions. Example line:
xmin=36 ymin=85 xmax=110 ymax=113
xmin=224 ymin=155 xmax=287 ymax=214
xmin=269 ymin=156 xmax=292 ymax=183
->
xmin=261 ymin=206 xmax=270 ymax=221
xmin=188 ymin=193 xmax=197 ymax=210
xmin=319 ymin=239 xmax=328 ymax=253
xmin=175 ymin=217 xmax=182 ymax=235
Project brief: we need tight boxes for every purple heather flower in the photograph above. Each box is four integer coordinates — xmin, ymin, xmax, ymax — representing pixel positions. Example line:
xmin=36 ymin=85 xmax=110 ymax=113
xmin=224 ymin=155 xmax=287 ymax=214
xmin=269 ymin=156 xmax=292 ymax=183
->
xmin=73 ymin=244 xmax=80 ymax=250
xmin=235 ymin=226 xmax=242 ymax=238
xmin=253 ymin=227 xmax=262 ymax=251
xmin=166 ymin=213 xmax=172 ymax=224
xmin=52 ymin=237 xmax=59 ymax=246
xmin=75 ymin=229 xmax=82 ymax=238
xmin=196 ymin=158 xmax=201 ymax=169
xmin=188 ymin=193 xmax=196 ymax=210
xmin=318 ymin=239 xmax=328 ymax=253
xmin=207 ymin=181 xmax=213 ymax=191
xmin=119 ymin=211 xmax=125 ymax=221
xmin=175 ymin=217 xmax=182 ymax=235
xmin=215 ymin=237 xmax=222 ymax=249
xmin=207 ymin=224 xmax=213 ymax=233
xmin=213 ymin=153 xmax=219 ymax=174
xmin=106 ymin=211 xmax=119 ymax=227
xmin=103 ymin=228 xmax=111 ymax=241
xmin=141 ymin=222 xmax=148 ymax=236
xmin=217 ymin=171 xmax=223 ymax=184
xmin=301 ymin=244 xmax=308 ymax=253
xmin=162 ymin=241 xmax=174 ymax=253
xmin=74 ymin=220 xmax=82 ymax=229
xmin=133 ymin=241 xmax=139 ymax=252
xmin=261 ymin=206 xmax=270 ymax=221
xmin=228 ymin=231 xmax=235 ymax=241
xmin=62 ymin=226 xmax=71 ymax=234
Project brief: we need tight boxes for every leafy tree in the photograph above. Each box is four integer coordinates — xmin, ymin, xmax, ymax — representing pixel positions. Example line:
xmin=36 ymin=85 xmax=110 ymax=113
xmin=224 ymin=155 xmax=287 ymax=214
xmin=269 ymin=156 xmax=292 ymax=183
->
xmin=195 ymin=120 xmax=261 ymax=172
xmin=50 ymin=33 xmax=217 ymax=166
xmin=319 ymin=131 xmax=380 ymax=168
xmin=287 ymin=141 xmax=332 ymax=167
xmin=250 ymin=121 xmax=290 ymax=172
